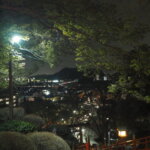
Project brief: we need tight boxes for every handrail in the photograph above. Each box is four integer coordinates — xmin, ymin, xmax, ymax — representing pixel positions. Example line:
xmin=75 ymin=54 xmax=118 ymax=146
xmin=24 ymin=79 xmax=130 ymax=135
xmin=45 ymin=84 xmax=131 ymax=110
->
xmin=101 ymin=136 xmax=150 ymax=150
xmin=74 ymin=136 xmax=150 ymax=150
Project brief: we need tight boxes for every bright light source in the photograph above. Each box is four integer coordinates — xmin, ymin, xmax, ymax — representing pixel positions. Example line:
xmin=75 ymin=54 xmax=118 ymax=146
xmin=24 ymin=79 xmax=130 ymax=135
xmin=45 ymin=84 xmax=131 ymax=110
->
xmin=73 ymin=110 xmax=77 ymax=114
xmin=43 ymin=90 xmax=50 ymax=95
xmin=95 ymin=105 xmax=99 ymax=109
xmin=118 ymin=130 xmax=127 ymax=137
xmin=52 ymin=80 xmax=59 ymax=83
xmin=104 ymin=76 xmax=107 ymax=81
xmin=89 ymin=113 xmax=92 ymax=116
xmin=6 ymin=101 xmax=9 ymax=104
xmin=82 ymin=128 xmax=85 ymax=133
xmin=11 ymin=35 xmax=22 ymax=44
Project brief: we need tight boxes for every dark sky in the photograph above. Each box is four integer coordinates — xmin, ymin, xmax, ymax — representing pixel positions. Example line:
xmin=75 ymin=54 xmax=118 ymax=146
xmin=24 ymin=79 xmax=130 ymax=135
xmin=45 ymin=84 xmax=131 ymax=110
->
xmin=28 ymin=54 xmax=76 ymax=76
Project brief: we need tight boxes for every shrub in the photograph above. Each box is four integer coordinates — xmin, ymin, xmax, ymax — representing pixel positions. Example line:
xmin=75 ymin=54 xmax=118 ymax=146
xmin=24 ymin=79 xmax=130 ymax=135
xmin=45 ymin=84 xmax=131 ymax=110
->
xmin=0 ymin=107 xmax=25 ymax=121
xmin=44 ymin=125 xmax=78 ymax=146
xmin=28 ymin=132 xmax=71 ymax=150
xmin=0 ymin=131 xmax=36 ymax=150
xmin=0 ymin=120 xmax=37 ymax=133
xmin=0 ymin=107 xmax=9 ymax=121
xmin=13 ymin=107 xmax=25 ymax=119
xmin=23 ymin=114 xmax=45 ymax=127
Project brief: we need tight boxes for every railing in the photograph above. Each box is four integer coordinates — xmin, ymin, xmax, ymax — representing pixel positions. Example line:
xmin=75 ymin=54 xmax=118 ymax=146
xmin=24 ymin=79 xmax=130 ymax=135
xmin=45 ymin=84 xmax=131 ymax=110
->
xmin=74 ymin=137 xmax=150 ymax=150
xmin=75 ymin=143 xmax=90 ymax=150
xmin=101 ymin=136 xmax=150 ymax=150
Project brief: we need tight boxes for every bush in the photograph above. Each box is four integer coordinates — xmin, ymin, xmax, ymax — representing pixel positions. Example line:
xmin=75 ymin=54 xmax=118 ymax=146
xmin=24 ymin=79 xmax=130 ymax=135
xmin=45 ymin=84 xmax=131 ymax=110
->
xmin=0 ymin=131 xmax=36 ymax=150
xmin=0 ymin=107 xmax=25 ymax=121
xmin=23 ymin=114 xmax=45 ymax=127
xmin=0 ymin=120 xmax=37 ymax=133
xmin=28 ymin=132 xmax=71 ymax=150
xmin=44 ymin=125 xmax=78 ymax=146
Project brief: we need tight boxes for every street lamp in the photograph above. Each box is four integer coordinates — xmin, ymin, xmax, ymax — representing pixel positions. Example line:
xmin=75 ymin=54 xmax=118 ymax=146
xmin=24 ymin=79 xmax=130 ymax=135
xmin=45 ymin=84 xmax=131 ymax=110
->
xmin=11 ymin=35 xmax=22 ymax=45
xmin=9 ymin=35 xmax=22 ymax=120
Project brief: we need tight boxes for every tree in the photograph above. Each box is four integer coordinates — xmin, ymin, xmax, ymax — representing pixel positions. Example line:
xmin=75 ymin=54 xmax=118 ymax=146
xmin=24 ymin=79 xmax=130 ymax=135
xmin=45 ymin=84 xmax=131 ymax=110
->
xmin=108 ymin=45 xmax=150 ymax=102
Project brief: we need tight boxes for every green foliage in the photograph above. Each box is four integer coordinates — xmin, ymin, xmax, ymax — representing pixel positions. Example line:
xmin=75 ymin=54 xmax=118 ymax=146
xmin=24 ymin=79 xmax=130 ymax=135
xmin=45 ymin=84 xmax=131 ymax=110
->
xmin=0 ymin=120 xmax=37 ymax=133
xmin=108 ymin=45 xmax=150 ymax=101
xmin=0 ymin=23 xmax=28 ymax=88
xmin=0 ymin=0 xmax=149 ymax=102
xmin=28 ymin=132 xmax=71 ymax=150
xmin=0 ymin=131 xmax=36 ymax=150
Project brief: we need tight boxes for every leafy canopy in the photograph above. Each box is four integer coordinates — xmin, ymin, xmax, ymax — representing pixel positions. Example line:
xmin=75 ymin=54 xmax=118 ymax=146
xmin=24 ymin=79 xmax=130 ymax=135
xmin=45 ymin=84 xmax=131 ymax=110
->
xmin=0 ymin=0 xmax=150 ymax=101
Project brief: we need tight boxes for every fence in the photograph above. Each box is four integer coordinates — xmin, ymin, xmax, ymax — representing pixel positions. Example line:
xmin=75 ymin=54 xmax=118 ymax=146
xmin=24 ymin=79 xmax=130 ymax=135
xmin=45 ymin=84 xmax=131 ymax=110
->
xmin=74 ymin=136 xmax=150 ymax=150
xmin=101 ymin=136 xmax=150 ymax=150
xmin=75 ymin=143 xmax=90 ymax=150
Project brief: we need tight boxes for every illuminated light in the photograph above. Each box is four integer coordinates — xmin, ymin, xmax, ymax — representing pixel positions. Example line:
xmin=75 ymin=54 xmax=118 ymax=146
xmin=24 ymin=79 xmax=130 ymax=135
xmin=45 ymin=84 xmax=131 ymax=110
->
xmin=0 ymin=99 xmax=3 ymax=102
xmin=95 ymin=105 xmax=99 ymax=109
xmin=104 ymin=76 xmax=107 ymax=81
xmin=73 ymin=110 xmax=77 ymax=114
xmin=13 ymin=96 xmax=16 ymax=99
xmin=11 ymin=35 xmax=22 ymax=44
xmin=65 ymin=90 xmax=68 ymax=94
xmin=61 ymin=118 xmax=64 ymax=121
xmin=82 ymin=128 xmax=85 ymax=133
xmin=106 ymin=118 xmax=109 ymax=120
xmin=53 ymin=80 xmax=59 ymax=83
xmin=43 ymin=90 xmax=50 ymax=95
xmin=89 ymin=113 xmax=92 ymax=116
xmin=28 ymin=97 xmax=35 ymax=101
xmin=118 ymin=130 xmax=127 ymax=137
xmin=96 ymin=74 xmax=100 ymax=81
xmin=13 ymin=104 xmax=16 ymax=107
xmin=6 ymin=101 xmax=9 ymax=104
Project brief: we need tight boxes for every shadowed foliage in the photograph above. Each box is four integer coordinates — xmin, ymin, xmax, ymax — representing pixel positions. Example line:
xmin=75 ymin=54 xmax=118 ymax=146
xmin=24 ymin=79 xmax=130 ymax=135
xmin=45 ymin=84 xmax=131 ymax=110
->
xmin=23 ymin=114 xmax=45 ymax=128
xmin=28 ymin=132 xmax=71 ymax=150
xmin=0 ymin=131 xmax=36 ymax=150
